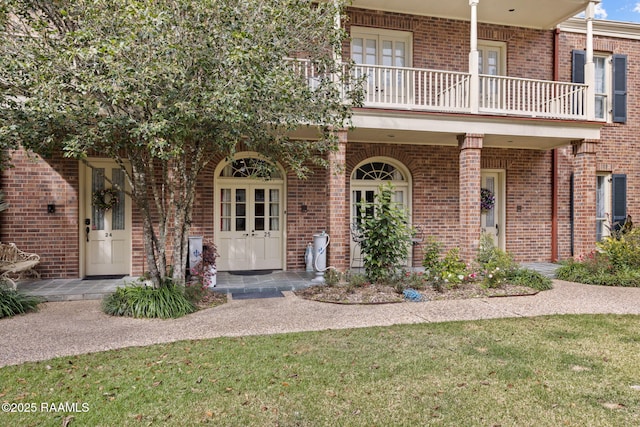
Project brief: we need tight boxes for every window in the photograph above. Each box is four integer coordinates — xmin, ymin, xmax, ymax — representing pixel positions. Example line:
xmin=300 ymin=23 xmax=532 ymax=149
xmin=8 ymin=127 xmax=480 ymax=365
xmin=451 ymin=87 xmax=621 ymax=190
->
xmin=594 ymin=56 xmax=608 ymax=120
xmin=350 ymin=27 xmax=411 ymax=68
xmin=596 ymin=173 xmax=627 ymax=241
xmin=572 ymin=50 xmax=627 ymax=123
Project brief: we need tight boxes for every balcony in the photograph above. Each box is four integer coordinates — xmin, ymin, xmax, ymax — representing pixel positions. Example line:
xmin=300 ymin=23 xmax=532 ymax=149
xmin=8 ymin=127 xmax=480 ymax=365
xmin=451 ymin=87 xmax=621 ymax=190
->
xmin=293 ymin=59 xmax=589 ymax=121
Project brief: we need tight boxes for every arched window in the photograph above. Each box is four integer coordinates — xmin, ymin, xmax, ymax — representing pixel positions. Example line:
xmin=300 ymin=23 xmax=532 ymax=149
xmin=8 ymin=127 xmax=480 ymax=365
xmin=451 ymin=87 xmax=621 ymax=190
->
xmin=220 ymin=158 xmax=281 ymax=179
xmin=353 ymin=161 xmax=406 ymax=181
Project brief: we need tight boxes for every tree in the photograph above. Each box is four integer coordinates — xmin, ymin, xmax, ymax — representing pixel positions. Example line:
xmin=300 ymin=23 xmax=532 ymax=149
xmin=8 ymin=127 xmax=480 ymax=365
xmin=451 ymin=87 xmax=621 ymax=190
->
xmin=0 ymin=0 xmax=362 ymax=286
xmin=358 ymin=183 xmax=413 ymax=284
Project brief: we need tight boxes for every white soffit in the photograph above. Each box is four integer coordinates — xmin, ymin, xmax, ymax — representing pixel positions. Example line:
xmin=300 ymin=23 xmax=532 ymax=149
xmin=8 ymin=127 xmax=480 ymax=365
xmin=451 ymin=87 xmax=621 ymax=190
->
xmin=350 ymin=0 xmax=592 ymax=29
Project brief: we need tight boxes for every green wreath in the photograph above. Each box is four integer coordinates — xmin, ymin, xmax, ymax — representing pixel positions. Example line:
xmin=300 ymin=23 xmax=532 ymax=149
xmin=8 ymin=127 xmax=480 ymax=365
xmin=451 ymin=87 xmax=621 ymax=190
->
xmin=92 ymin=188 xmax=120 ymax=211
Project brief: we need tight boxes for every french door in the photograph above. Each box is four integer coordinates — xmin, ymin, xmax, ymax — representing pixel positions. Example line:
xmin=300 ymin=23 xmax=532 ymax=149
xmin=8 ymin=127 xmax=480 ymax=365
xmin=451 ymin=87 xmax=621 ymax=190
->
xmin=351 ymin=27 xmax=412 ymax=104
xmin=216 ymin=185 xmax=283 ymax=271
xmin=84 ymin=161 xmax=131 ymax=276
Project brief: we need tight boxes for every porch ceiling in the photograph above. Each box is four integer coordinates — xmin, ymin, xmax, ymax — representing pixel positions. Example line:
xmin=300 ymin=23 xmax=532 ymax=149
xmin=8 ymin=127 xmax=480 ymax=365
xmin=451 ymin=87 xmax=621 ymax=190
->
xmin=350 ymin=0 xmax=593 ymax=29
xmin=347 ymin=109 xmax=603 ymax=150
xmin=290 ymin=109 xmax=603 ymax=151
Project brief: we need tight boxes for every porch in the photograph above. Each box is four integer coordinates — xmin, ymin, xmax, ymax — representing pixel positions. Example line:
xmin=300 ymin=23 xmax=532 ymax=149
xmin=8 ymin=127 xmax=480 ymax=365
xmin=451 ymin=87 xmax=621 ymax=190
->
xmin=16 ymin=265 xmax=559 ymax=302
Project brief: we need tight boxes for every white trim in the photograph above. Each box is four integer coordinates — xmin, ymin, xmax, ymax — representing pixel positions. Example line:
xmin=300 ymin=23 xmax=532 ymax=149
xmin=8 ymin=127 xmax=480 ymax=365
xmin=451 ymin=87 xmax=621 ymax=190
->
xmin=559 ymin=17 xmax=640 ymax=40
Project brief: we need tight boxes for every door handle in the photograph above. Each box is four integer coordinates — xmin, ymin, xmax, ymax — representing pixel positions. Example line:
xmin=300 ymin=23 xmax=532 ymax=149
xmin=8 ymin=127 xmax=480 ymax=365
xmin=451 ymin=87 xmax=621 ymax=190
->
xmin=495 ymin=223 xmax=499 ymax=236
xmin=85 ymin=226 xmax=90 ymax=242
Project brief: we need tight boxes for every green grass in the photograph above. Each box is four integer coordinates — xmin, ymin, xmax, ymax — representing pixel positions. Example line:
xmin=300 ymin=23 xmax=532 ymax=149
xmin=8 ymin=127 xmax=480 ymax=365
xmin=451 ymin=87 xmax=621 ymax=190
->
xmin=1 ymin=315 xmax=640 ymax=426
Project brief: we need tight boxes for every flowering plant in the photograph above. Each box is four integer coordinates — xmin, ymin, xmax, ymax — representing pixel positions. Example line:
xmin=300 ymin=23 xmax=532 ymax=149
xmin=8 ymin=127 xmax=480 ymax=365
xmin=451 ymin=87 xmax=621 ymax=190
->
xmin=92 ymin=188 xmax=120 ymax=211
xmin=190 ymin=239 xmax=219 ymax=288
xmin=480 ymin=188 xmax=495 ymax=212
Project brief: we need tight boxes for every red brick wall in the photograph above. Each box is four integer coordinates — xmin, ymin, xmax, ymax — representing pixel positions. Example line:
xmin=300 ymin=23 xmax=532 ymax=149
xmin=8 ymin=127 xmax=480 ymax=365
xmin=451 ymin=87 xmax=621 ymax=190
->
xmin=344 ymin=142 xmax=555 ymax=264
xmin=557 ymin=30 xmax=640 ymax=258
xmin=346 ymin=8 xmax=554 ymax=81
xmin=285 ymin=164 xmax=329 ymax=271
xmin=1 ymin=150 xmax=80 ymax=278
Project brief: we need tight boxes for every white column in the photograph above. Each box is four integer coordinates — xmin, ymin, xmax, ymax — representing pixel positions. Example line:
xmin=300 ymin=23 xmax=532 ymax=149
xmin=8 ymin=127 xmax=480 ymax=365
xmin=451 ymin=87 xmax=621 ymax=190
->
xmin=585 ymin=1 xmax=596 ymax=120
xmin=469 ymin=0 xmax=480 ymax=114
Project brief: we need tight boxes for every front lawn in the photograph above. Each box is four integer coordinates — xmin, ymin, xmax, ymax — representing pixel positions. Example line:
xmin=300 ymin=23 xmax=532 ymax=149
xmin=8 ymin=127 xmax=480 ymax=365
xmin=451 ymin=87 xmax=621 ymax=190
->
xmin=1 ymin=315 xmax=639 ymax=426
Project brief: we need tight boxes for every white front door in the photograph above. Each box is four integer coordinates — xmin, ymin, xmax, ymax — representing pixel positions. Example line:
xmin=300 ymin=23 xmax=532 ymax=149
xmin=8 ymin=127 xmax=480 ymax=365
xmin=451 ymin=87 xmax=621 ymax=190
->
xmin=84 ymin=161 xmax=131 ymax=276
xmin=216 ymin=185 xmax=283 ymax=271
xmin=481 ymin=171 xmax=504 ymax=250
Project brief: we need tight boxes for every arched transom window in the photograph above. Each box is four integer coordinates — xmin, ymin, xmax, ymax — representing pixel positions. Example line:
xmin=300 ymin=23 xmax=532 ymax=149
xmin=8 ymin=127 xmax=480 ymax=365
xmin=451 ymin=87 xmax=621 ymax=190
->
xmin=353 ymin=161 xmax=405 ymax=181
xmin=220 ymin=158 xmax=282 ymax=180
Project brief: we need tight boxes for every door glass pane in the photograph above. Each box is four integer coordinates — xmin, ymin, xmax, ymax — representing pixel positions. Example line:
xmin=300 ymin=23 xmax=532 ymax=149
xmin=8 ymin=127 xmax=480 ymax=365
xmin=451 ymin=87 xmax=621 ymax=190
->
xmin=235 ymin=189 xmax=246 ymax=231
xmin=220 ymin=189 xmax=231 ymax=231
xmin=487 ymin=51 xmax=498 ymax=75
xmin=92 ymin=168 xmax=105 ymax=231
xmin=395 ymin=42 xmax=405 ymax=67
xmin=365 ymin=39 xmax=377 ymax=65
xmin=269 ymin=189 xmax=279 ymax=231
xmin=382 ymin=40 xmax=393 ymax=66
xmin=254 ymin=189 xmax=265 ymax=231
xmin=351 ymin=38 xmax=363 ymax=64
xmin=484 ymin=177 xmax=495 ymax=227
xmin=112 ymin=168 xmax=125 ymax=230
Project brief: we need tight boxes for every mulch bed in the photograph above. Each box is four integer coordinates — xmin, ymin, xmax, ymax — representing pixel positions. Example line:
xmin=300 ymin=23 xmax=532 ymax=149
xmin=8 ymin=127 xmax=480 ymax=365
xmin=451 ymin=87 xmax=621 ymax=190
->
xmin=294 ymin=282 xmax=539 ymax=305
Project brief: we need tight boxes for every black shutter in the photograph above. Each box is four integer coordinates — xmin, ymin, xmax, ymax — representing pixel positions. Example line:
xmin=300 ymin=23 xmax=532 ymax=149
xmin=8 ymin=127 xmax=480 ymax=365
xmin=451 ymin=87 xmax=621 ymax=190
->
xmin=572 ymin=50 xmax=585 ymax=84
xmin=612 ymin=54 xmax=627 ymax=123
xmin=612 ymin=174 xmax=627 ymax=230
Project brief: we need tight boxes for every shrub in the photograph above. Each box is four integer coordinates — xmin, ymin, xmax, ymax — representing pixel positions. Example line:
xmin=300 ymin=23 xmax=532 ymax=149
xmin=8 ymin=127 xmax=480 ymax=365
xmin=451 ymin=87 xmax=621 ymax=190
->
xmin=507 ymin=268 xmax=553 ymax=291
xmin=421 ymin=238 xmax=473 ymax=291
xmin=556 ymin=258 xmax=640 ymax=287
xmin=324 ymin=268 xmax=342 ymax=286
xmin=596 ymin=227 xmax=640 ymax=269
xmin=421 ymin=237 xmax=442 ymax=273
xmin=358 ymin=183 xmax=413 ymax=284
xmin=476 ymin=233 xmax=517 ymax=288
xmin=184 ymin=280 xmax=208 ymax=304
xmin=344 ymin=271 xmax=370 ymax=288
xmin=102 ymin=279 xmax=196 ymax=319
xmin=0 ymin=283 xmax=42 ymax=318
xmin=400 ymin=271 xmax=429 ymax=290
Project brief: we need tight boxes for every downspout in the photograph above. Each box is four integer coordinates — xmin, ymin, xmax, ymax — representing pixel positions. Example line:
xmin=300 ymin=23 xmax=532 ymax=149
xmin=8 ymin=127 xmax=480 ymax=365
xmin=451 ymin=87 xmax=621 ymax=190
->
xmin=551 ymin=28 xmax=560 ymax=262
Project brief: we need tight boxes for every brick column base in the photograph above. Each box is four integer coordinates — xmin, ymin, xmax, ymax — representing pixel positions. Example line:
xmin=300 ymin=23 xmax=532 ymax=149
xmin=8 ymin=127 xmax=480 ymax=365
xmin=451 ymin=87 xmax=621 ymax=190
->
xmin=572 ymin=140 xmax=598 ymax=257
xmin=327 ymin=130 xmax=349 ymax=271
xmin=458 ymin=134 xmax=483 ymax=263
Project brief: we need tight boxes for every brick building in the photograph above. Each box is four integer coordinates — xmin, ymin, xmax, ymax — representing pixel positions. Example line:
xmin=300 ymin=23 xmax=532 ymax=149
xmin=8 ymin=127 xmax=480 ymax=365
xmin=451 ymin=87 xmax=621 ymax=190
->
xmin=1 ymin=0 xmax=636 ymax=279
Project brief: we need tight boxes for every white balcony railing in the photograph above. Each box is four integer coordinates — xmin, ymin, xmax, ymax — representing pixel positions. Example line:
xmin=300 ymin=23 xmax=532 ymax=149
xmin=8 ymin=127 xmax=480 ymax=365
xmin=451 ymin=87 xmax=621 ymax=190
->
xmin=288 ymin=59 xmax=589 ymax=121
xmin=479 ymin=74 xmax=587 ymax=120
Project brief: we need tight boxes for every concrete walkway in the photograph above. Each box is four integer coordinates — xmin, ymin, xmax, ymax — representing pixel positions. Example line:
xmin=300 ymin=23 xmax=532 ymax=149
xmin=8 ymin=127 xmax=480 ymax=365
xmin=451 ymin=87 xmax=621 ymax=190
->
xmin=2 ymin=279 xmax=639 ymax=367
